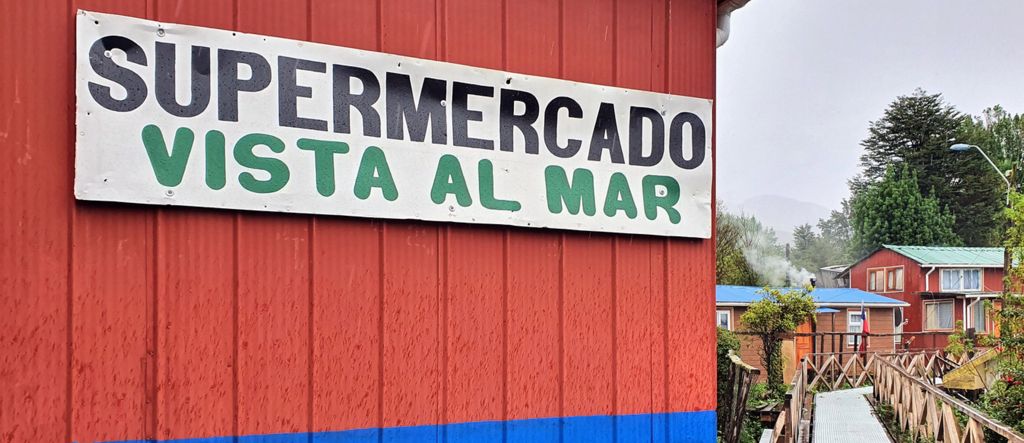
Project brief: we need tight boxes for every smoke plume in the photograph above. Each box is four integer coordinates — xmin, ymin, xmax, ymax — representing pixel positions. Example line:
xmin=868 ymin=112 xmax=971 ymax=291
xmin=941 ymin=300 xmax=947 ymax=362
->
xmin=738 ymin=222 xmax=815 ymax=287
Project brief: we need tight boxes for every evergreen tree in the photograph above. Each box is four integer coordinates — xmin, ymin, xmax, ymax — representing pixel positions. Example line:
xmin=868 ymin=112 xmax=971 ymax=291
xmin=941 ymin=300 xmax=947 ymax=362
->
xmin=790 ymin=221 xmax=852 ymax=274
xmin=791 ymin=202 xmax=856 ymax=274
xmin=960 ymin=105 xmax=1024 ymax=192
xmin=851 ymin=165 xmax=960 ymax=256
xmin=817 ymin=199 xmax=853 ymax=263
xmin=792 ymin=224 xmax=816 ymax=254
xmin=716 ymin=203 xmax=763 ymax=286
xmin=818 ymin=200 xmax=852 ymax=249
xmin=790 ymin=224 xmax=820 ymax=271
xmin=851 ymin=89 xmax=1003 ymax=246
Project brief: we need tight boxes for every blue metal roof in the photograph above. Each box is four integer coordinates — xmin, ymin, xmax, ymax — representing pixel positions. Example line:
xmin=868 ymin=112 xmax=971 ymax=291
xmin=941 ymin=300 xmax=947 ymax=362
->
xmin=716 ymin=285 xmax=909 ymax=307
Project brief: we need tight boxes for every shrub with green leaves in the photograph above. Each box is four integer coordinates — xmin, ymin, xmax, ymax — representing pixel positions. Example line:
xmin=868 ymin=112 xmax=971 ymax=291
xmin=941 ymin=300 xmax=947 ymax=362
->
xmin=740 ymin=287 xmax=816 ymax=396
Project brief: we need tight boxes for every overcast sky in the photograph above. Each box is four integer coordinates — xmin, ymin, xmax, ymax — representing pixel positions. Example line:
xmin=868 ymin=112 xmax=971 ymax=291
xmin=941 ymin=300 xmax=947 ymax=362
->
xmin=717 ymin=0 xmax=1024 ymax=212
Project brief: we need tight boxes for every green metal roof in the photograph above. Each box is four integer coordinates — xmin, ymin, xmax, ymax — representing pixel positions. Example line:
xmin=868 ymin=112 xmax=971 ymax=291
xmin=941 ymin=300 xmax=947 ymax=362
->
xmin=883 ymin=245 xmax=1004 ymax=267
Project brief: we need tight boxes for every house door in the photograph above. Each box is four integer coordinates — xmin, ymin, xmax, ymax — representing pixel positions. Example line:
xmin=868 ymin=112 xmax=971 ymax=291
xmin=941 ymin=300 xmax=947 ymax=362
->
xmin=894 ymin=307 xmax=904 ymax=351
xmin=795 ymin=321 xmax=813 ymax=364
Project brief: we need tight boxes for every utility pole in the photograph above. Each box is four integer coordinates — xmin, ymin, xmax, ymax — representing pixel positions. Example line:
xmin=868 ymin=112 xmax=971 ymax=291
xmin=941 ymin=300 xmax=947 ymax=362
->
xmin=785 ymin=243 xmax=791 ymax=287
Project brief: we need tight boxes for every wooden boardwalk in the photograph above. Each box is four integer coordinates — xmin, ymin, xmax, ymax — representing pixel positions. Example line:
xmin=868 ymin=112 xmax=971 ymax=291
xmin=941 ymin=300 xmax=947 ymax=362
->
xmin=812 ymin=387 xmax=890 ymax=443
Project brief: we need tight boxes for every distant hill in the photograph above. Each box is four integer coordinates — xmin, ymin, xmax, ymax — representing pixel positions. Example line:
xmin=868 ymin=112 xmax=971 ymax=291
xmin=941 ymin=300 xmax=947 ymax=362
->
xmin=734 ymin=195 xmax=832 ymax=244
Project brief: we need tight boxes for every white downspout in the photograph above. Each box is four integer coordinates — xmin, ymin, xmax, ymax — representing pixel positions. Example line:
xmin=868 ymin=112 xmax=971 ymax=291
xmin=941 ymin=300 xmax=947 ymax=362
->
xmin=966 ymin=297 xmax=978 ymax=330
xmin=717 ymin=0 xmax=753 ymax=48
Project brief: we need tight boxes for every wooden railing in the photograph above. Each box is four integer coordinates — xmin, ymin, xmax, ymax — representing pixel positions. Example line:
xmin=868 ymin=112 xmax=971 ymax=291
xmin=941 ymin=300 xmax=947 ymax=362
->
xmin=873 ymin=356 xmax=1024 ymax=442
xmin=767 ymin=349 xmax=1008 ymax=443
xmin=805 ymin=351 xmax=873 ymax=391
xmin=770 ymin=359 xmax=809 ymax=443
xmin=794 ymin=331 xmax=956 ymax=356
xmin=719 ymin=350 xmax=761 ymax=443
xmin=882 ymin=350 xmax=964 ymax=381
xmin=802 ymin=350 xmax=962 ymax=392
xmin=766 ymin=358 xmax=809 ymax=443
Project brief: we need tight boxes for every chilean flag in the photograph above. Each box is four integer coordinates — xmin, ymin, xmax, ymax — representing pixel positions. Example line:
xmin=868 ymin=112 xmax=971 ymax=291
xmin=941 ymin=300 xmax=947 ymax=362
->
xmin=859 ymin=303 xmax=870 ymax=352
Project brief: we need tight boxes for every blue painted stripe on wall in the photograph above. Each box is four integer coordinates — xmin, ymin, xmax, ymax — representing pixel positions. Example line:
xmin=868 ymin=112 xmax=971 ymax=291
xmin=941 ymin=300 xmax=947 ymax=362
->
xmin=100 ymin=411 xmax=715 ymax=443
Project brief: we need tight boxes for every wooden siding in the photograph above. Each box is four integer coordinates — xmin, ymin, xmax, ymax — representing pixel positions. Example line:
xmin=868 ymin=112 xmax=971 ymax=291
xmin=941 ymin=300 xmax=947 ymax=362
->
xmin=724 ymin=306 xmax=896 ymax=382
xmin=0 ymin=0 xmax=719 ymax=441
xmin=846 ymin=247 xmax=1005 ymax=349
xmin=811 ymin=308 xmax=896 ymax=354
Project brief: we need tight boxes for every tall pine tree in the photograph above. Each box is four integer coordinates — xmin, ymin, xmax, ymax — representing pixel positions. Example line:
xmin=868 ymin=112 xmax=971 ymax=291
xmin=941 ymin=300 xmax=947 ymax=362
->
xmin=851 ymin=89 xmax=1003 ymax=246
xmin=851 ymin=165 xmax=960 ymax=256
xmin=960 ymin=105 xmax=1024 ymax=192
xmin=817 ymin=199 xmax=853 ymax=263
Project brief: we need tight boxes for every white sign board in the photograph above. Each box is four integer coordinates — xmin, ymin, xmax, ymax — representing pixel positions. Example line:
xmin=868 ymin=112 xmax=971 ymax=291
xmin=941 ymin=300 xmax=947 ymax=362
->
xmin=76 ymin=10 xmax=713 ymax=238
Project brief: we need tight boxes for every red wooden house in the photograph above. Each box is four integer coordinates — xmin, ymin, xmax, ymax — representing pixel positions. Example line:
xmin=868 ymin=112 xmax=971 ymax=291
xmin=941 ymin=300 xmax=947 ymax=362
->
xmin=840 ymin=245 xmax=1004 ymax=349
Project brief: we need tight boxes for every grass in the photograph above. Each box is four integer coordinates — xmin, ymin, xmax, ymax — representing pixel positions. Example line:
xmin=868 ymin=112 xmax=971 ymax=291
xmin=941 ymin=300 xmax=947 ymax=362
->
xmin=870 ymin=397 xmax=934 ymax=443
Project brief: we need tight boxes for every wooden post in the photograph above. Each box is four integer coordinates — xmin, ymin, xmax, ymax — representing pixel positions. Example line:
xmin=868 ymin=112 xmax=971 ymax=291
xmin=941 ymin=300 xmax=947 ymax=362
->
xmin=839 ymin=334 xmax=845 ymax=367
xmin=831 ymin=313 xmax=837 ymax=355
xmin=853 ymin=335 xmax=859 ymax=370
xmin=812 ymin=321 xmax=817 ymax=355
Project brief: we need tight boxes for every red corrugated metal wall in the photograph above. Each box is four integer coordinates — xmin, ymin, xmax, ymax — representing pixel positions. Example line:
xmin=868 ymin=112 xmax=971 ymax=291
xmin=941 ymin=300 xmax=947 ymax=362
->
xmin=0 ymin=0 xmax=717 ymax=441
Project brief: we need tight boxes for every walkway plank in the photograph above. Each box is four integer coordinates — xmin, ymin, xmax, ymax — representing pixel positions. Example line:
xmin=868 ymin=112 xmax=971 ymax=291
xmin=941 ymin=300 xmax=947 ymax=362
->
xmin=812 ymin=387 xmax=890 ymax=443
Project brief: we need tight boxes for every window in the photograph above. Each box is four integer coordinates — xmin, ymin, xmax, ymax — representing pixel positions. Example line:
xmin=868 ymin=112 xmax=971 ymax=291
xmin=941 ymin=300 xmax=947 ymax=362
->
xmin=869 ymin=268 xmax=902 ymax=292
xmin=941 ymin=270 xmax=956 ymax=290
xmin=925 ymin=301 xmax=955 ymax=330
xmin=965 ymin=270 xmax=981 ymax=290
xmin=717 ymin=310 xmax=731 ymax=330
xmin=847 ymin=310 xmax=865 ymax=346
xmin=888 ymin=268 xmax=903 ymax=291
xmin=869 ymin=270 xmax=885 ymax=292
xmin=969 ymin=302 xmax=988 ymax=334
xmin=940 ymin=269 xmax=982 ymax=292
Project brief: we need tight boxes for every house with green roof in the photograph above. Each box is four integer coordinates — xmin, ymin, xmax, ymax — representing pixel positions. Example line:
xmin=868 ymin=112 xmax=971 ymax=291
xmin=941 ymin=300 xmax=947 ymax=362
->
xmin=839 ymin=245 xmax=1004 ymax=350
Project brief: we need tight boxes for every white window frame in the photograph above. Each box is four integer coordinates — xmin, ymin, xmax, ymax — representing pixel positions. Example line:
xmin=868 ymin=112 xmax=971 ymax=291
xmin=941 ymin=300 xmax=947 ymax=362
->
xmin=716 ymin=309 xmax=732 ymax=330
xmin=847 ymin=309 xmax=866 ymax=347
xmin=924 ymin=300 xmax=955 ymax=330
xmin=940 ymin=268 xmax=982 ymax=292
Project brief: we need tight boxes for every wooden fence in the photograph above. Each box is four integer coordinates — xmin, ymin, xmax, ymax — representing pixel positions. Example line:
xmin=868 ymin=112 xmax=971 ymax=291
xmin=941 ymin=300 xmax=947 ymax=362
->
xmin=719 ymin=350 xmax=761 ymax=443
xmin=795 ymin=331 xmax=955 ymax=357
xmin=770 ymin=360 xmax=809 ymax=443
xmin=874 ymin=356 xmax=1024 ymax=442
xmin=767 ymin=349 xmax=1018 ymax=443
xmin=802 ymin=350 xmax=963 ymax=392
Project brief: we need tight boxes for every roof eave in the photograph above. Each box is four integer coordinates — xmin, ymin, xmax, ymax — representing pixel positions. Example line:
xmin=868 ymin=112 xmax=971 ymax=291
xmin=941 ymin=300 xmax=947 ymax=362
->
xmin=715 ymin=301 xmax=910 ymax=308
xmin=816 ymin=302 xmax=910 ymax=308
xmin=916 ymin=264 xmax=1003 ymax=268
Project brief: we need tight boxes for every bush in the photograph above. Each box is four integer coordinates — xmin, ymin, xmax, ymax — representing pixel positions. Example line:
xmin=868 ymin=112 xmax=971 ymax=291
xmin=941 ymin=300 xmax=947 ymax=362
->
xmin=717 ymin=328 xmax=765 ymax=442
xmin=717 ymin=327 xmax=741 ymax=416
xmin=981 ymin=363 xmax=1024 ymax=437
xmin=740 ymin=287 xmax=816 ymax=393
xmin=945 ymin=320 xmax=974 ymax=360
xmin=975 ymin=191 xmax=1024 ymax=439
xmin=739 ymin=415 xmax=762 ymax=443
